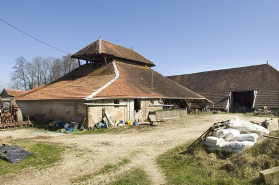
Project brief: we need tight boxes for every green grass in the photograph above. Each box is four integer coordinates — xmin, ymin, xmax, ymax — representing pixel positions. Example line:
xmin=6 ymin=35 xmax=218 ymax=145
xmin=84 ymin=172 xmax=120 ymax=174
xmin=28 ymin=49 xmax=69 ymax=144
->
xmin=0 ymin=139 xmax=66 ymax=176
xmin=157 ymin=144 xmax=238 ymax=185
xmin=157 ymin=132 xmax=279 ymax=185
xmin=243 ymin=112 xmax=277 ymax=118
xmin=111 ymin=168 xmax=151 ymax=185
xmin=71 ymin=158 xmax=131 ymax=184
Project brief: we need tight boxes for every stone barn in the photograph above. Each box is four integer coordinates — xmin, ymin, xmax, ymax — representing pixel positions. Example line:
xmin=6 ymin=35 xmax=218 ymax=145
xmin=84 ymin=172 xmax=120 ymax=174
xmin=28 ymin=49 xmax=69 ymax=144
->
xmin=16 ymin=38 xmax=208 ymax=127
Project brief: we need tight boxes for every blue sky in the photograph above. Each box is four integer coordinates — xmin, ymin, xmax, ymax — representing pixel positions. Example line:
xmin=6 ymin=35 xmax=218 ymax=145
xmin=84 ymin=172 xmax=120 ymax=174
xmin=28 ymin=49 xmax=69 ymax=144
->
xmin=1 ymin=0 xmax=279 ymax=87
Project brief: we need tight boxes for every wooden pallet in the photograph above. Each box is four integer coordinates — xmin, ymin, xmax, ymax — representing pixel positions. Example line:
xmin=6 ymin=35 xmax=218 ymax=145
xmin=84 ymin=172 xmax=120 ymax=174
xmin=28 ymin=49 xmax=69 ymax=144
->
xmin=187 ymin=121 xmax=227 ymax=149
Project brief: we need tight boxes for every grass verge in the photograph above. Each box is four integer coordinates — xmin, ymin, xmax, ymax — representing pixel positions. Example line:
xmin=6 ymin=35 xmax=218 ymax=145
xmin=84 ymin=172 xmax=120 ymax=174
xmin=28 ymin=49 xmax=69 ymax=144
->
xmin=243 ymin=112 xmax=277 ymax=118
xmin=0 ymin=137 xmax=66 ymax=176
xmin=111 ymin=168 xmax=151 ymax=185
xmin=157 ymin=131 xmax=279 ymax=185
xmin=71 ymin=158 xmax=131 ymax=184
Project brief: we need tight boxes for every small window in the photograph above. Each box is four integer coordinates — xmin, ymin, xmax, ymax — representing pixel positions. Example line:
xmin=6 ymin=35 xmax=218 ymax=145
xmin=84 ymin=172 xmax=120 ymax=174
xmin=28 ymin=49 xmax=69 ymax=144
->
xmin=150 ymin=99 xmax=154 ymax=105
xmin=114 ymin=100 xmax=119 ymax=108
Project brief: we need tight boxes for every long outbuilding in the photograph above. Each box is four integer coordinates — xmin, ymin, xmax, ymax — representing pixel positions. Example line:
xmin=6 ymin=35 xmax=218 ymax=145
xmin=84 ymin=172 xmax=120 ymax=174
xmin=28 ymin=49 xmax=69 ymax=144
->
xmin=167 ymin=64 xmax=279 ymax=112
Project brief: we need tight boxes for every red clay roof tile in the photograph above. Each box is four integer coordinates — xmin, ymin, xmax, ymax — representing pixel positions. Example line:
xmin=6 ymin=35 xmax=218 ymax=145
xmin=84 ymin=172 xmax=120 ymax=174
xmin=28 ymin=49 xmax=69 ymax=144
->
xmin=72 ymin=39 xmax=155 ymax=67
xmin=94 ymin=62 xmax=205 ymax=99
xmin=16 ymin=61 xmax=206 ymax=101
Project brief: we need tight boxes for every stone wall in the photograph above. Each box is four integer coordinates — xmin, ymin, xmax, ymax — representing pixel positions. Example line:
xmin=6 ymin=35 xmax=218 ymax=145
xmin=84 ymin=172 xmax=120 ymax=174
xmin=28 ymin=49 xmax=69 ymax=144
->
xmin=17 ymin=100 xmax=86 ymax=123
xmin=87 ymin=98 xmax=164 ymax=127
xmin=154 ymin=109 xmax=188 ymax=120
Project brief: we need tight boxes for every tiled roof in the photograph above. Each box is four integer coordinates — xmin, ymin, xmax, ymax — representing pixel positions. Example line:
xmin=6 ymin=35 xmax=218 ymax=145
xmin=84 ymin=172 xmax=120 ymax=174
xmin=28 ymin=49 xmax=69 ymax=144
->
xmin=0 ymin=89 xmax=27 ymax=97
xmin=198 ymin=92 xmax=229 ymax=109
xmin=168 ymin=64 xmax=279 ymax=109
xmin=255 ymin=90 xmax=279 ymax=109
xmin=94 ymin=62 xmax=206 ymax=99
xmin=72 ymin=39 xmax=155 ymax=67
xmin=16 ymin=61 xmax=207 ymax=101
xmin=16 ymin=63 xmax=115 ymax=100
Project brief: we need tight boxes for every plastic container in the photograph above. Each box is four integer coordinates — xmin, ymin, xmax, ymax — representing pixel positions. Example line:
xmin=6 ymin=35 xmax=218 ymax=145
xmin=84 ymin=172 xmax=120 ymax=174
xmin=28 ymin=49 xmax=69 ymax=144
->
xmin=101 ymin=123 xmax=108 ymax=128
xmin=133 ymin=122 xmax=138 ymax=126
xmin=71 ymin=121 xmax=80 ymax=130
xmin=128 ymin=120 xmax=133 ymax=125
xmin=67 ymin=126 xmax=72 ymax=131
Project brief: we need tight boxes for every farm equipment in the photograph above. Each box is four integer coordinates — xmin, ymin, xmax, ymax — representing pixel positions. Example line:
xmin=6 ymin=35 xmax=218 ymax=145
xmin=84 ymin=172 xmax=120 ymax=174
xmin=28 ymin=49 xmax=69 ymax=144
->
xmin=0 ymin=97 xmax=32 ymax=130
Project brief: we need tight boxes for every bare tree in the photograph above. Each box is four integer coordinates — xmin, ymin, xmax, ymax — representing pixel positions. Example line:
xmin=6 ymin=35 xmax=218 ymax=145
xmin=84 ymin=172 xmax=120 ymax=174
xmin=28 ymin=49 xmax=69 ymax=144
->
xmin=0 ymin=81 xmax=11 ymax=91
xmin=25 ymin=61 xmax=36 ymax=90
xmin=11 ymin=57 xmax=28 ymax=91
xmin=33 ymin=56 xmax=43 ymax=87
xmin=62 ymin=54 xmax=78 ymax=75
xmin=50 ymin=58 xmax=63 ymax=81
xmin=11 ymin=55 xmax=78 ymax=90
xmin=10 ymin=80 xmax=21 ymax=90
xmin=41 ymin=57 xmax=51 ymax=85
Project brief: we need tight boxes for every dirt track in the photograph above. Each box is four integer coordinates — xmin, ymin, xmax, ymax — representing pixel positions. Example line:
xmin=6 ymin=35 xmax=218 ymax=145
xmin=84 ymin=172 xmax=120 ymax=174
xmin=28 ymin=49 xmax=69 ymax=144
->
xmin=1 ymin=114 xmax=278 ymax=185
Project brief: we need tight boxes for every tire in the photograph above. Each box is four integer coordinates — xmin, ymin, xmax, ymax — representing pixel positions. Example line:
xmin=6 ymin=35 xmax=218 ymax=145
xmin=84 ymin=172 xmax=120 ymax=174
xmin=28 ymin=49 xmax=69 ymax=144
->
xmin=16 ymin=109 xmax=23 ymax=122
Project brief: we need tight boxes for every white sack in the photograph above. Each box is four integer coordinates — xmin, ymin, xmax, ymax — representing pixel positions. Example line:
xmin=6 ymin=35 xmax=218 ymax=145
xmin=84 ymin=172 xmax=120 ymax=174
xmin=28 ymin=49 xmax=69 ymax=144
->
xmin=202 ymin=141 xmax=223 ymax=148
xmin=224 ymin=129 xmax=240 ymax=141
xmin=206 ymin=136 xmax=222 ymax=145
xmin=222 ymin=141 xmax=255 ymax=149
xmin=226 ymin=117 xmax=269 ymax=135
xmin=235 ymin=133 xmax=258 ymax=142
xmin=216 ymin=129 xmax=230 ymax=138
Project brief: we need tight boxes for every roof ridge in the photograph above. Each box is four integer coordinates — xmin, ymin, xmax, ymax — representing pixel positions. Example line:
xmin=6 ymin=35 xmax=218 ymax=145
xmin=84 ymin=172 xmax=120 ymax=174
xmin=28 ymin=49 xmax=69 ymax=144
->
xmin=6 ymin=88 xmax=26 ymax=92
xmin=101 ymin=39 xmax=152 ymax=64
xmin=168 ymin=63 xmax=272 ymax=77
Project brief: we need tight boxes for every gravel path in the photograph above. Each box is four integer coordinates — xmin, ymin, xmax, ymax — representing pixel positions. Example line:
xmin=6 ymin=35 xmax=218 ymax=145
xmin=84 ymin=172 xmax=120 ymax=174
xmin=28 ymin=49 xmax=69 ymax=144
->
xmin=1 ymin=114 xmax=278 ymax=185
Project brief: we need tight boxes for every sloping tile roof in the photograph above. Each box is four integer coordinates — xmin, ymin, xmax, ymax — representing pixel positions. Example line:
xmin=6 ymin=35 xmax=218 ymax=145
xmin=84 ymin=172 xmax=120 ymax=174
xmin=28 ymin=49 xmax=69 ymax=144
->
xmin=16 ymin=61 xmax=207 ymax=101
xmin=72 ymin=39 xmax=155 ymax=67
xmin=168 ymin=64 xmax=279 ymax=109
xmin=16 ymin=63 xmax=115 ymax=100
xmin=255 ymin=90 xmax=279 ymax=109
xmin=0 ymin=89 xmax=27 ymax=97
xmin=94 ymin=62 xmax=206 ymax=99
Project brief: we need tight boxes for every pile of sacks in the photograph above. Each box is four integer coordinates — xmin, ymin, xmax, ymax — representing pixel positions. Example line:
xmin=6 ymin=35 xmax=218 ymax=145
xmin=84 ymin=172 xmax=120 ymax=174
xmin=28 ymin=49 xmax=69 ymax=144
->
xmin=203 ymin=117 xmax=269 ymax=153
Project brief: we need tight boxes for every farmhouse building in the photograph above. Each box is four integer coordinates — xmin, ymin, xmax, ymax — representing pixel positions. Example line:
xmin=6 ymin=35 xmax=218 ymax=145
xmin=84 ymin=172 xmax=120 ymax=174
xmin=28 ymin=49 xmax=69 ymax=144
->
xmin=16 ymin=38 xmax=208 ymax=127
xmin=167 ymin=64 xmax=279 ymax=112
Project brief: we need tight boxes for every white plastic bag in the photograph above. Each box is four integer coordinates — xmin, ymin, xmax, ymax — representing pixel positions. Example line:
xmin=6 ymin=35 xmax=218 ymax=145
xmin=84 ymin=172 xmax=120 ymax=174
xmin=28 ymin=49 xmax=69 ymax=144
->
xmin=224 ymin=128 xmax=240 ymax=141
xmin=216 ymin=129 xmax=230 ymax=138
xmin=206 ymin=136 xmax=221 ymax=145
xmin=202 ymin=141 xmax=223 ymax=148
xmin=222 ymin=141 xmax=255 ymax=149
xmin=235 ymin=133 xmax=258 ymax=142
xmin=226 ymin=117 xmax=269 ymax=135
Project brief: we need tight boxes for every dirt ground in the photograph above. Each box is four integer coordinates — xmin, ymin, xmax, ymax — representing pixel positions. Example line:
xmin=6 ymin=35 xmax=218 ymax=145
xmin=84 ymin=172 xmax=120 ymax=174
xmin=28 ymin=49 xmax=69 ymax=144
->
xmin=1 ymin=114 xmax=278 ymax=185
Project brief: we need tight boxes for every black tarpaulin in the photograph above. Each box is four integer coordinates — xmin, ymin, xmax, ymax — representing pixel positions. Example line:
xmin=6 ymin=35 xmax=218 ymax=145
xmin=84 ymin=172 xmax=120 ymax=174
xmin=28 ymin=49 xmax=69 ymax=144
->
xmin=0 ymin=144 xmax=33 ymax=163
